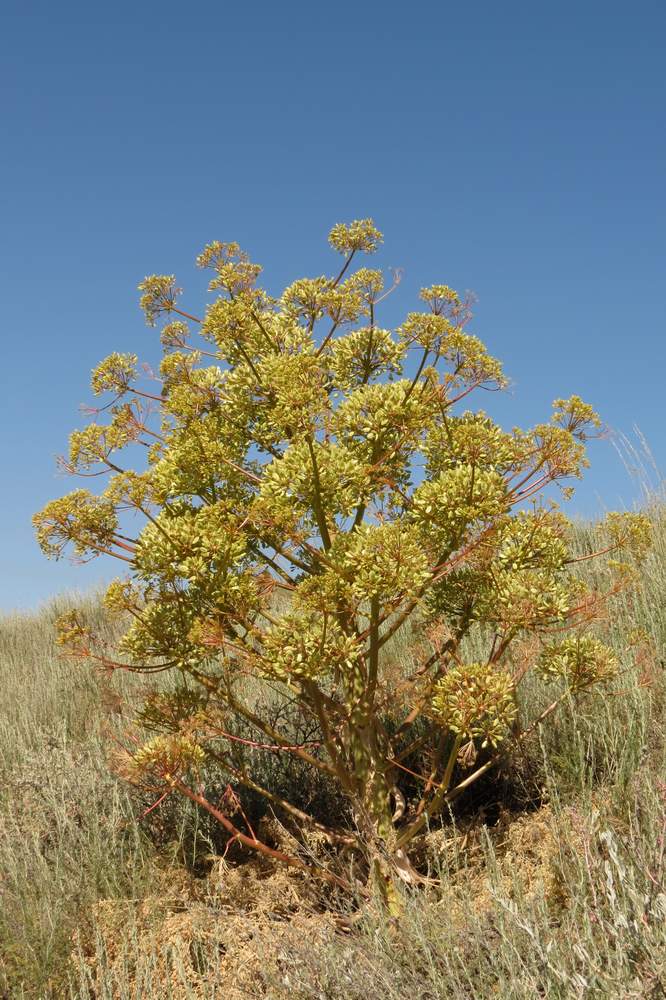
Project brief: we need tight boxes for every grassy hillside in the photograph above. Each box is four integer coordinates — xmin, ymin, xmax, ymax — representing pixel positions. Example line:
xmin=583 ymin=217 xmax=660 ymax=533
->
xmin=1 ymin=508 xmax=665 ymax=998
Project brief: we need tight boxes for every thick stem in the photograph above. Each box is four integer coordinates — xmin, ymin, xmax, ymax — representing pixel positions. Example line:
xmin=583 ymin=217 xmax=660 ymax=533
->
xmin=306 ymin=437 xmax=332 ymax=551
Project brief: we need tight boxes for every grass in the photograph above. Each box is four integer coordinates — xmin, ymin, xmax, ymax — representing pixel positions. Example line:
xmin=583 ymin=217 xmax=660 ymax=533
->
xmin=1 ymin=504 xmax=665 ymax=998
xmin=0 ymin=596 xmax=157 ymax=995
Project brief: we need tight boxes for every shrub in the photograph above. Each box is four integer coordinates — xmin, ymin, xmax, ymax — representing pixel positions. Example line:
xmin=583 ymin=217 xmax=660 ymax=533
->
xmin=34 ymin=220 xmax=651 ymax=898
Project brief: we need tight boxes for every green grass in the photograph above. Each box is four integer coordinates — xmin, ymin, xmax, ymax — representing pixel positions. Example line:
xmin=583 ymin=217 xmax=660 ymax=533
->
xmin=1 ymin=506 xmax=665 ymax=998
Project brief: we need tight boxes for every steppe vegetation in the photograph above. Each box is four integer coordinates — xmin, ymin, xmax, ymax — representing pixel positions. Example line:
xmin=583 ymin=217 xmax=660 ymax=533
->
xmin=2 ymin=502 xmax=665 ymax=997
xmin=10 ymin=220 xmax=666 ymax=996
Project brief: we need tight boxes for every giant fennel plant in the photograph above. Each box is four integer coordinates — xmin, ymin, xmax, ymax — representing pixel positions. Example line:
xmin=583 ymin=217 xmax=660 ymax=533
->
xmin=35 ymin=220 xmax=650 ymax=895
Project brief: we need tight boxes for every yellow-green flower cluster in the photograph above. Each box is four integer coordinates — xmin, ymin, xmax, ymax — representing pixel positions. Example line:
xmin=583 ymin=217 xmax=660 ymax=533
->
xmin=247 ymin=492 xmax=304 ymax=549
xmin=427 ymin=507 xmax=575 ymax=631
xmin=604 ymin=511 xmax=652 ymax=563
xmin=160 ymin=320 xmax=189 ymax=350
xmin=344 ymin=267 xmax=384 ymax=304
xmin=138 ymin=275 xmax=180 ymax=326
xmin=262 ymin=613 xmax=362 ymax=681
xmin=432 ymin=662 xmax=517 ymax=748
xmin=148 ymin=421 xmax=250 ymax=503
xmin=159 ymin=350 xmax=201 ymax=385
xmin=103 ymin=578 xmax=142 ymax=615
xmin=336 ymin=522 xmax=431 ymax=603
xmin=201 ymin=293 xmax=270 ymax=363
xmin=495 ymin=511 xmax=568 ymax=574
xmin=261 ymin=441 xmax=368 ymax=520
xmin=531 ymin=423 xmax=588 ymax=479
xmin=119 ymin=596 xmax=210 ymax=671
xmin=90 ymin=353 xmax=138 ymax=396
xmin=163 ymin=366 xmax=225 ymax=422
xmin=327 ymin=276 xmax=370 ymax=325
xmin=328 ymin=218 xmax=383 ymax=255
xmin=195 ymin=239 xmax=242 ymax=270
xmin=196 ymin=240 xmax=262 ymax=294
xmin=412 ymin=465 xmax=508 ymax=545
xmin=328 ymin=327 xmax=404 ymax=389
xmin=419 ymin=284 xmax=461 ymax=314
xmin=54 ymin=610 xmax=92 ymax=654
xmin=33 ymin=490 xmax=118 ymax=559
xmin=291 ymin=567 xmax=349 ymax=613
xmin=489 ymin=568 xmax=571 ymax=630
xmin=131 ymin=734 xmax=206 ymax=780
xmin=105 ymin=470 xmax=155 ymax=508
xmin=332 ymin=381 xmax=436 ymax=461
xmin=68 ymin=410 xmax=138 ymax=471
xmin=399 ymin=312 xmax=455 ymax=351
xmin=439 ymin=330 xmax=506 ymax=389
xmin=281 ymin=276 xmax=367 ymax=329
xmin=264 ymin=311 xmax=314 ymax=353
xmin=551 ymin=395 xmax=601 ymax=436
xmin=423 ymin=412 xmax=527 ymax=476
xmin=281 ymin=277 xmax=337 ymax=327
xmin=538 ymin=635 xmax=618 ymax=691
xmin=134 ymin=502 xmax=247 ymax=585
xmin=257 ymin=352 xmax=327 ymax=436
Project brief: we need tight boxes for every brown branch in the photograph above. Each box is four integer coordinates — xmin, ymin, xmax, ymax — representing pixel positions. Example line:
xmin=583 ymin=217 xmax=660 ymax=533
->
xmin=219 ymin=687 xmax=339 ymax=779
xmin=204 ymin=747 xmax=357 ymax=846
xmin=306 ymin=438 xmax=332 ymax=551
xmin=172 ymin=778 xmax=354 ymax=891
xmin=315 ymin=320 xmax=340 ymax=357
xmin=171 ymin=306 xmax=202 ymax=324
xmin=205 ymin=723 xmax=321 ymax=754
xmin=403 ymin=348 xmax=430 ymax=402
xmin=332 ymin=250 xmax=356 ymax=287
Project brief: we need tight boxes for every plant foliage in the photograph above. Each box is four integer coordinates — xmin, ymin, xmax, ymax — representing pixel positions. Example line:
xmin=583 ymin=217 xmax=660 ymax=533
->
xmin=34 ymin=220 xmax=651 ymax=892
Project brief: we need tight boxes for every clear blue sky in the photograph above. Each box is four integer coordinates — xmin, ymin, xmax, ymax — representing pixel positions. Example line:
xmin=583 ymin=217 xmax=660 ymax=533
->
xmin=1 ymin=1 xmax=664 ymax=611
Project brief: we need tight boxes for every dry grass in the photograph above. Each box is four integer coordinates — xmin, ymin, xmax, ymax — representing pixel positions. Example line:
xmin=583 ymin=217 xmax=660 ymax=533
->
xmin=1 ymin=503 xmax=665 ymax=998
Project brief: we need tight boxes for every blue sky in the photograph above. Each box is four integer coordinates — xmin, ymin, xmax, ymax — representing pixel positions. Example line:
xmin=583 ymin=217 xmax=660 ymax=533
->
xmin=1 ymin=1 xmax=664 ymax=610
